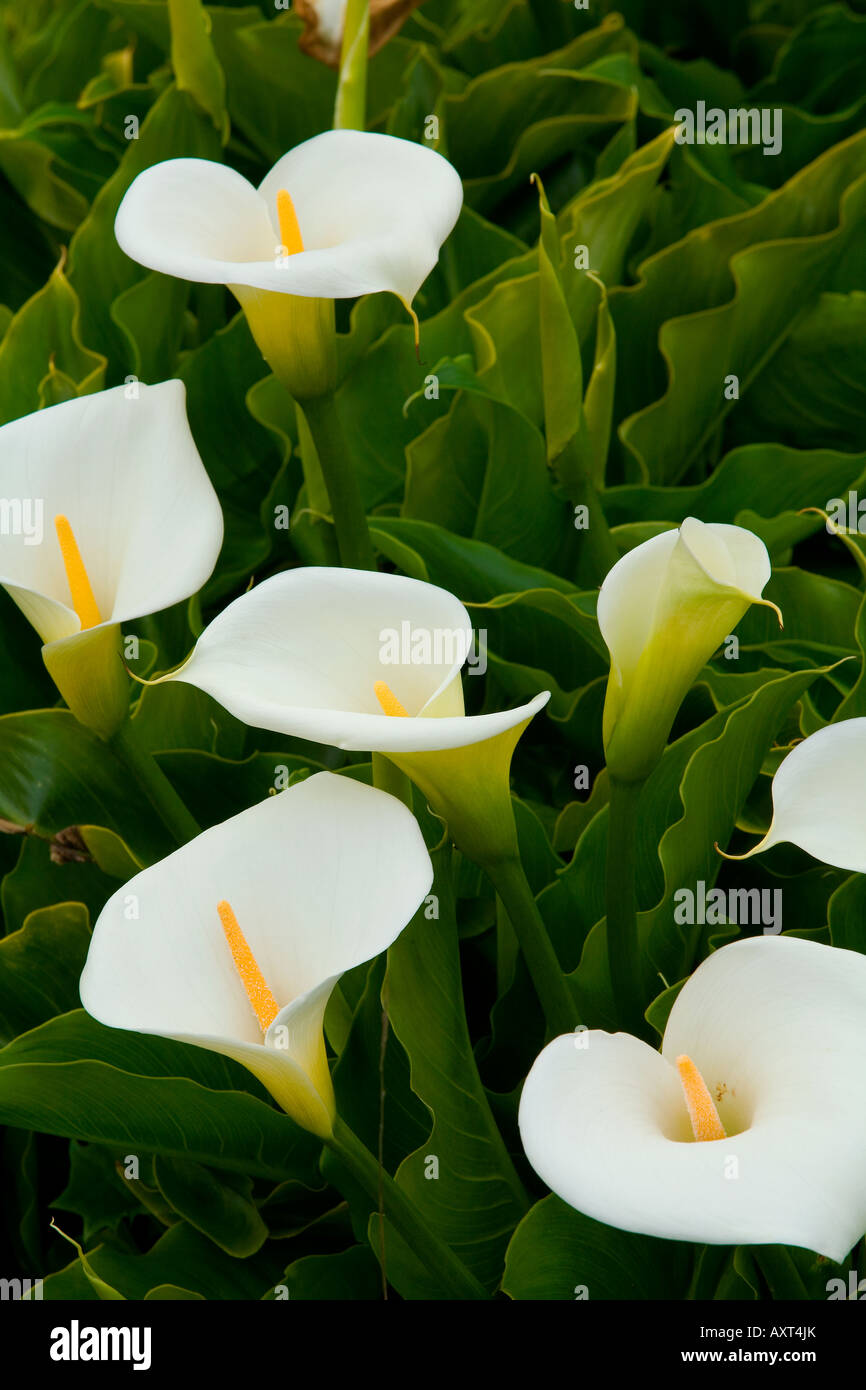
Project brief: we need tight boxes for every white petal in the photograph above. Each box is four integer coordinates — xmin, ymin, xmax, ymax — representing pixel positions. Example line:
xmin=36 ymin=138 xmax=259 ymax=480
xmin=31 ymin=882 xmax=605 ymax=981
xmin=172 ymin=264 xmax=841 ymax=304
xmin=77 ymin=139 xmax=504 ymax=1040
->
xmin=256 ymin=130 xmax=463 ymax=303
xmin=0 ymin=381 xmax=222 ymax=644
xmin=598 ymin=519 xmax=776 ymax=779
xmin=740 ymin=719 xmax=866 ymax=871
xmin=163 ymin=566 xmax=548 ymax=750
xmin=115 ymin=159 xmax=278 ymax=289
xmin=305 ymin=0 xmax=346 ymax=45
xmin=80 ymin=771 xmax=433 ymax=1047
xmin=596 ymin=528 xmax=679 ymax=686
xmin=520 ymin=937 xmax=866 ymax=1259
xmin=597 ymin=519 xmax=772 ymax=685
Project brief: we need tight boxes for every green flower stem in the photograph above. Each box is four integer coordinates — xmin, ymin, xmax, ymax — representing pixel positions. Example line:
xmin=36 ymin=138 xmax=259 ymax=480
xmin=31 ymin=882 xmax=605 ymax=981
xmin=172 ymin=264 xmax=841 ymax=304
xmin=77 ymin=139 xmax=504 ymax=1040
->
xmin=300 ymin=393 xmax=376 ymax=572
xmin=385 ymin=729 xmax=575 ymax=1038
xmin=482 ymin=852 xmax=577 ymax=1038
xmin=109 ymin=717 xmax=201 ymax=847
xmin=371 ymin=752 xmax=414 ymax=807
xmin=333 ymin=0 xmax=370 ymax=131
xmin=606 ymin=775 xmax=650 ymax=1038
xmin=294 ymin=401 xmax=340 ymax=565
xmin=325 ymin=1116 xmax=488 ymax=1300
xmin=754 ymin=1246 xmax=810 ymax=1300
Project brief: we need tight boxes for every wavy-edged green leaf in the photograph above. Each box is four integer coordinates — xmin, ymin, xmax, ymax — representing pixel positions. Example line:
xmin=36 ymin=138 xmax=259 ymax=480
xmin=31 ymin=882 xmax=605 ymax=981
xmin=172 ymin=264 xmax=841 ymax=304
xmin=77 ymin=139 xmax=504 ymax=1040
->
xmin=503 ymin=1194 xmax=691 ymax=1300
xmin=0 ymin=1009 xmax=321 ymax=1181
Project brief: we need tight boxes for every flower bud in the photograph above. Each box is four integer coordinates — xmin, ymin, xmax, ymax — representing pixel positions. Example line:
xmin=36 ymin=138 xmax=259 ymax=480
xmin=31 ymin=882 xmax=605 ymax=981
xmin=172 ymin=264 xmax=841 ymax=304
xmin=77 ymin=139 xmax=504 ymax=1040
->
xmin=598 ymin=518 xmax=781 ymax=782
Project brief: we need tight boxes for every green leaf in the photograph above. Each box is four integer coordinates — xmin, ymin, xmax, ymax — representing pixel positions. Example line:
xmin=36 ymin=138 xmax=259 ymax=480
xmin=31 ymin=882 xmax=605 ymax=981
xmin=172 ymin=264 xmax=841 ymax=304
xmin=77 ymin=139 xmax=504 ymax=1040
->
xmin=0 ymin=710 xmax=172 ymax=866
xmin=370 ymin=517 xmax=577 ymax=599
xmin=445 ymin=19 xmax=637 ymax=214
xmin=0 ymin=257 xmax=104 ymax=424
xmin=42 ymin=1221 xmax=286 ymax=1300
xmin=52 ymin=1140 xmax=141 ymax=1244
xmin=827 ymin=873 xmax=866 ymax=956
xmin=534 ymin=172 xmax=584 ymax=463
xmin=78 ymin=826 xmax=144 ymax=881
xmin=67 ymin=83 xmax=221 ymax=367
xmin=168 ymin=0 xmax=229 ymax=140
xmin=614 ymin=130 xmax=866 ymax=482
xmin=50 ymin=1219 xmax=126 ymax=1300
xmin=144 ymin=1283 xmax=205 ymax=1300
xmin=604 ymin=443 xmax=866 ymax=531
xmin=387 ymin=842 xmax=529 ymax=1291
xmin=503 ymin=1194 xmax=691 ymax=1299
xmin=153 ymin=1155 xmax=269 ymax=1257
xmin=271 ymin=1245 xmax=382 ymax=1300
xmin=726 ymin=291 xmax=866 ymax=454
xmin=0 ymin=1010 xmax=321 ymax=1182
xmin=0 ymin=903 xmax=91 ymax=1045
xmin=1 ymin=834 xmax=115 ymax=932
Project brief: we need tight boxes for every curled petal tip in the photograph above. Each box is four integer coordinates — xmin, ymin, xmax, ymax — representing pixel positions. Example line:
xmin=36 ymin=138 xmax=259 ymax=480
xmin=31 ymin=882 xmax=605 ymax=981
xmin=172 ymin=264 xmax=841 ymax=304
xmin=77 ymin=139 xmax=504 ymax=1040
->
xmin=714 ymin=839 xmax=757 ymax=862
xmin=123 ymin=662 xmax=156 ymax=687
xmin=758 ymin=596 xmax=784 ymax=630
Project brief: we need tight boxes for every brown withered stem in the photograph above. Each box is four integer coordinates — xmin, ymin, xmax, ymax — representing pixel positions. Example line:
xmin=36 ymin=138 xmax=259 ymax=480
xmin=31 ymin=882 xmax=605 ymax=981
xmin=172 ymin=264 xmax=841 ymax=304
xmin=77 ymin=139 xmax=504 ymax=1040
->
xmin=0 ymin=818 xmax=91 ymax=865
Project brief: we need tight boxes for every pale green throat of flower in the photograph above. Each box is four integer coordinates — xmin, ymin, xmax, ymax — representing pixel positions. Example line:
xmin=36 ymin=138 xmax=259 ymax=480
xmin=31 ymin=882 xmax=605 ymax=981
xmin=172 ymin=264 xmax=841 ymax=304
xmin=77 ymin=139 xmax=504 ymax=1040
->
xmin=54 ymin=514 xmax=102 ymax=630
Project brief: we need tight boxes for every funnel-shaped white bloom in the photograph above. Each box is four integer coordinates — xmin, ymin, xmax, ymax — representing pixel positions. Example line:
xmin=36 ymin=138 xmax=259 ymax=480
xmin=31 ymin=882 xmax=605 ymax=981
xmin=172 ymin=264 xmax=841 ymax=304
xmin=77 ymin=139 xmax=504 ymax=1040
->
xmin=0 ymin=382 xmax=221 ymax=644
xmin=115 ymin=131 xmax=463 ymax=309
xmin=80 ymin=772 xmax=433 ymax=1138
xmin=156 ymin=567 xmax=549 ymax=754
xmin=598 ymin=518 xmax=779 ymax=781
xmin=519 ymin=935 xmax=866 ymax=1260
xmin=0 ymin=382 xmax=222 ymax=736
xmin=730 ymin=718 xmax=866 ymax=871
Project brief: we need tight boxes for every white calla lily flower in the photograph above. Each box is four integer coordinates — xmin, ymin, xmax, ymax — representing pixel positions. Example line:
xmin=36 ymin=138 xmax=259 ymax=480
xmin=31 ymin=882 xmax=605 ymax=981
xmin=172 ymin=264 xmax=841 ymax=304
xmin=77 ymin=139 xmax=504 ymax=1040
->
xmin=147 ymin=566 xmax=562 ymax=1025
xmin=519 ymin=935 xmax=866 ymax=1261
xmin=727 ymin=718 xmax=866 ymax=872
xmin=80 ymin=772 xmax=433 ymax=1138
xmin=598 ymin=518 xmax=781 ymax=782
xmin=115 ymin=131 xmax=463 ymax=399
xmin=0 ymin=381 xmax=222 ymax=737
xmin=155 ymin=566 xmax=547 ymax=755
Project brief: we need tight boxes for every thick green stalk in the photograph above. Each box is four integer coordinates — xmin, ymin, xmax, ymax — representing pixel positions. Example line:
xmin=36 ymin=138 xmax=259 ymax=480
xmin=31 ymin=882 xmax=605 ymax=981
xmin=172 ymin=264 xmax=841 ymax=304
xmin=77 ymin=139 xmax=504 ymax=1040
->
xmin=483 ymin=852 xmax=576 ymax=1038
xmin=371 ymin=752 xmax=414 ymax=807
xmin=109 ymin=717 xmax=201 ymax=847
xmin=385 ymin=730 xmax=575 ymax=1038
xmin=606 ymin=775 xmax=650 ymax=1038
xmin=301 ymin=393 xmax=376 ymax=571
xmin=333 ymin=0 xmax=370 ymax=131
xmin=325 ymin=1116 xmax=488 ymax=1300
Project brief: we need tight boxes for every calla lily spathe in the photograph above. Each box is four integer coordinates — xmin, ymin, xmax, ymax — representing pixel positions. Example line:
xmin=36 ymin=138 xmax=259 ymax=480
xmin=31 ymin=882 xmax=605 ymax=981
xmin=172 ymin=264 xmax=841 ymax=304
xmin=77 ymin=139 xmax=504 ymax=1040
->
xmin=598 ymin=518 xmax=781 ymax=782
xmin=0 ymin=381 xmax=222 ymax=738
xmin=114 ymin=131 xmax=463 ymax=398
xmin=728 ymin=718 xmax=866 ymax=872
xmin=154 ymin=566 xmax=547 ymax=754
xmin=114 ymin=131 xmax=461 ymax=306
xmin=519 ymin=935 xmax=866 ymax=1260
xmin=80 ymin=772 xmax=433 ymax=1139
xmin=152 ymin=565 xmax=549 ymax=869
